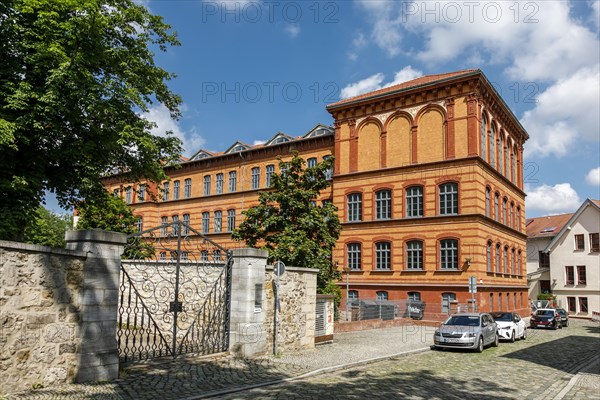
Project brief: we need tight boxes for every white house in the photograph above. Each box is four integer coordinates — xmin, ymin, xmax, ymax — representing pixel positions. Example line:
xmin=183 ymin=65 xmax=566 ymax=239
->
xmin=541 ymin=199 xmax=600 ymax=317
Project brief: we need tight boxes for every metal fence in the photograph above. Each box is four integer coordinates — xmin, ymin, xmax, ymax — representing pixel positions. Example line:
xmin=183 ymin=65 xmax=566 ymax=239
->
xmin=340 ymin=299 xmax=478 ymax=323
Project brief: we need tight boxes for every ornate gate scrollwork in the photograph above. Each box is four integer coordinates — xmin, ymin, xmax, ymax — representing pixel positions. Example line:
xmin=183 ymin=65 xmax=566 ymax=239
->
xmin=117 ymin=221 xmax=232 ymax=363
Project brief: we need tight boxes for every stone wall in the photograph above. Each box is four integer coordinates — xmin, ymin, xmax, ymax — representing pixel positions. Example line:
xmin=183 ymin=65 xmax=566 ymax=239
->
xmin=0 ymin=242 xmax=86 ymax=393
xmin=264 ymin=265 xmax=317 ymax=354
xmin=0 ymin=231 xmax=126 ymax=395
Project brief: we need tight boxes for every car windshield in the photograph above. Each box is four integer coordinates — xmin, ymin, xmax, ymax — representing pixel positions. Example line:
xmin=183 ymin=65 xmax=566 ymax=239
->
xmin=492 ymin=313 xmax=512 ymax=321
xmin=444 ymin=315 xmax=480 ymax=326
xmin=536 ymin=310 xmax=554 ymax=316
xmin=556 ymin=309 xmax=567 ymax=316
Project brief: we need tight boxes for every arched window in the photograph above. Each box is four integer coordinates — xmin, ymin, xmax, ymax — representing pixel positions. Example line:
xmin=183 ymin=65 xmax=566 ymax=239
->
xmin=503 ymin=246 xmax=509 ymax=274
xmin=516 ymin=206 xmax=522 ymax=231
xmin=375 ymin=190 xmax=392 ymax=220
xmin=487 ymin=241 xmax=492 ymax=272
xmin=406 ymin=186 xmax=424 ymax=217
xmin=375 ymin=241 xmax=391 ymax=270
xmin=498 ymin=133 xmax=504 ymax=174
xmin=347 ymin=243 xmax=361 ymax=270
xmin=347 ymin=193 xmax=362 ymax=222
xmin=481 ymin=113 xmax=487 ymax=161
xmin=490 ymin=124 xmax=496 ymax=168
xmin=502 ymin=198 xmax=508 ymax=225
xmin=504 ymin=137 xmax=510 ymax=177
xmin=439 ymin=182 xmax=458 ymax=215
xmin=494 ymin=192 xmax=500 ymax=221
xmin=440 ymin=239 xmax=459 ymax=270
xmin=406 ymin=240 xmax=423 ymax=270
xmin=496 ymin=243 xmax=501 ymax=272
xmin=485 ymin=187 xmax=491 ymax=217
xmin=512 ymin=145 xmax=517 ymax=183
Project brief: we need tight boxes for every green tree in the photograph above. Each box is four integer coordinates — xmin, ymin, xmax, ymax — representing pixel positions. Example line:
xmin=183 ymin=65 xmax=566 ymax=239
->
xmin=232 ymin=153 xmax=342 ymax=295
xmin=23 ymin=206 xmax=73 ymax=248
xmin=0 ymin=0 xmax=182 ymax=241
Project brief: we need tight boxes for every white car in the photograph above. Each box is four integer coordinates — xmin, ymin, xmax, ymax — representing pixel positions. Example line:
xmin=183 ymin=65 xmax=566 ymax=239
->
xmin=492 ymin=312 xmax=527 ymax=342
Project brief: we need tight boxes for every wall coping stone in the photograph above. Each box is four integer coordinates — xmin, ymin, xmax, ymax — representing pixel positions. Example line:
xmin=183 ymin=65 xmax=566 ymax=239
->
xmin=266 ymin=264 xmax=318 ymax=274
xmin=65 ymin=230 xmax=128 ymax=245
xmin=231 ymin=248 xmax=269 ymax=258
xmin=0 ymin=240 xmax=87 ymax=258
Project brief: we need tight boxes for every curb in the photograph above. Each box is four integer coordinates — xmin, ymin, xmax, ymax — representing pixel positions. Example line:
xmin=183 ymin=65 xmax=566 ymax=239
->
xmin=555 ymin=353 xmax=600 ymax=400
xmin=189 ymin=347 xmax=431 ymax=399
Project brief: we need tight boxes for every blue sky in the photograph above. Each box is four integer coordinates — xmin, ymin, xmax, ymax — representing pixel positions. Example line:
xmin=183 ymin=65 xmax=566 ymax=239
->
xmin=47 ymin=0 xmax=600 ymax=218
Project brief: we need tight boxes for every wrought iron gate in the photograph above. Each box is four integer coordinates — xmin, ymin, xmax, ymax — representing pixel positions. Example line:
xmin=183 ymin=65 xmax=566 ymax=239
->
xmin=117 ymin=221 xmax=232 ymax=363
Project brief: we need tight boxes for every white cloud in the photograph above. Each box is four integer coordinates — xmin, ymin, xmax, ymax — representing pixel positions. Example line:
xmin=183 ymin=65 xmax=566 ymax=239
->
xmin=348 ymin=32 xmax=368 ymax=61
xmin=284 ymin=24 xmax=300 ymax=38
xmin=586 ymin=167 xmax=600 ymax=186
xmin=253 ymin=139 xmax=266 ymax=146
xmin=522 ymin=65 xmax=600 ymax=158
xmin=143 ymin=104 xmax=206 ymax=157
xmin=526 ymin=183 xmax=581 ymax=214
xmin=356 ymin=0 xmax=403 ymax=57
xmin=340 ymin=73 xmax=385 ymax=99
xmin=340 ymin=66 xmax=423 ymax=99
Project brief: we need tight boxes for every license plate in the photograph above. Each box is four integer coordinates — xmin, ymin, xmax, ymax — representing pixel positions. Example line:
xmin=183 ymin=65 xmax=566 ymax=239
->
xmin=443 ymin=338 xmax=460 ymax=343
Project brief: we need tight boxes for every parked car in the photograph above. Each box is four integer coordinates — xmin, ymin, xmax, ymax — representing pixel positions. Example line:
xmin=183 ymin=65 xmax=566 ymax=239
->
xmin=530 ymin=308 xmax=562 ymax=329
xmin=556 ymin=308 xmax=569 ymax=327
xmin=492 ymin=312 xmax=527 ymax=342
xmin=433 ymin=313 xmax=498 ymax=352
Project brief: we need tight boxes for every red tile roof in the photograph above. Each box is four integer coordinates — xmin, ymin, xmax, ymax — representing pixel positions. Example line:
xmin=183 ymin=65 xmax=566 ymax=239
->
xmin=327 ymin=69 xmax=480 ymax=109
xmin=526 ymin=213 xmax=573 ymax=238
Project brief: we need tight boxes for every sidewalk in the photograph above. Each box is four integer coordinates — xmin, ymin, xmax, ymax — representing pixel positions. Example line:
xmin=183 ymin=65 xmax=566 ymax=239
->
xmin=5 ymin=325 xmax=435 ymax=400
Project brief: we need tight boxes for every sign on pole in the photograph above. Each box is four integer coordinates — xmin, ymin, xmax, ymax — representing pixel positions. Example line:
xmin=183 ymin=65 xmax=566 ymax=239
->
xmin=469 ymin=276 xmax=477 ymax=293
xmin=273 ymin=261 xmax=286 ymax=355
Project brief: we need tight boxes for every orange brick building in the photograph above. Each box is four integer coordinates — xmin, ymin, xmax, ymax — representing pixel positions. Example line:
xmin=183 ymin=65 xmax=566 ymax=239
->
xmin=104 ymin=69 xmax=529 ymax=315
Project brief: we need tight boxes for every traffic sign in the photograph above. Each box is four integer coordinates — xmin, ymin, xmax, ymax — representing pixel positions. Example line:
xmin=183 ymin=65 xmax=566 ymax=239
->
xmin=469 ymin=276 xmax=477 ymax=293
xmin=274 ymin=261 xmax=286 ymax=277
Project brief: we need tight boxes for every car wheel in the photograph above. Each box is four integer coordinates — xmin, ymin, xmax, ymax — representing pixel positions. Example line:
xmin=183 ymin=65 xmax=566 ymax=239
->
xmin=522 ymin=328 xmax=527 ymax=340
xmin=493 ymin=334 xmax=499 ymax=347
xmin=510 ymin=330 xmax=515 ymax=343
xmin=477 ymin=336 xmax=484 ymax=353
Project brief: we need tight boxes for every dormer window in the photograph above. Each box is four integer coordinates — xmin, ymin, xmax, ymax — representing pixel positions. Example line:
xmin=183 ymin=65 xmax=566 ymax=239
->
xmin=225 ymin=141 xmax=250 ymax=154
xmin=272 ymin=136 xmax=289 ymax=144
xmin=231 ymin=145 xmax=246 ymax=153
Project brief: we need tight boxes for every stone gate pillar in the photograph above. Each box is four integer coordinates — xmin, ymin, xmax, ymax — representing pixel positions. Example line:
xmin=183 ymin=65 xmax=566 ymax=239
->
xmin=65 ymin=230 xmax=127 ymax=382
xmin=229 ymin=248 xmax=268 ymax=357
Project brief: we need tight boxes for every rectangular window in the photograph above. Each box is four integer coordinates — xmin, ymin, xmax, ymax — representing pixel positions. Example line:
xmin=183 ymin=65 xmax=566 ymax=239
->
xmin=214 ymin=210 xmax=222 ymax=233
xmin=184 ymin=178 xmax=192 ymax=198
xmin=567 ymin=296 xmax=576 ymax=313
xmin=138 ymin=184 xmax=146 ymax=202
xmin=216 ymin=173 xmax=223 ymax=194
xmin=161 ymin=216 xmax=168 ymax=236
xmin=577 ymin=265 xmax=586 ymax=285
xmin=440 ymin=239 xmax=458 ymax=270
xmin=375 ymin=242 xmax=391 ymax=270
xmin=135 ymin=217 xmax=143 ymax=233
xmin=125 ymin=187 xmax=132 ymax=204
xmin=203 ymin=175 xmax=211 ymax=196
xmin=347 ymin=193 xmax=362 ymax=222
xmin=227 ymin=209 xmax=236 ymax=232
xmin=265 ymin=165 xmax=274 ymax=187
xmin=574 ymin=234 xmax=584 ymax=250
xmin=579 ymin=297 xmax=588 ymax=313
xmin=375 ymin=190 xmax=392 ymax=220
xmin=323 ymin=155 xmax=333 ymax=180
xmin=229 ymin=171 xmax=237 ymax=192
xmin=159 ymin=252 xmax=167 ymax=261
xmin=439 ymin=183 xmax=458 ymax=215
xmin=489 ymin=293 xmax=493 ymax=312
xmin=163 ymin=182 xmax=170 ymax=201
xmin=590 ymin=233 xmax=599 ymax=252
xmin=376 ymin=291 xmax=388 ymax=301
xmin=202 ymin=212 xmax=209 ymax=234
xmin=307 ymin=157 xmax=317 ymax=168
xmin=173 ymin=180 xmax=180 ymax=200
xmin=407 ymin=241 xmax=423 ymax=270
xmin=347 ymin=243 xmax=361 ymax=270
xmin=406 ymin=186 xmax=423 ymax=217
xmin=113 ymin=188 xmax=120 ymax=197
xmin=348 ymin=290 xmax=359 ymax=301
xmin=182 ymin=214 xmax=190 ymax=235
xmin=181 ymin=251 xmax=188 ymax=261
xmin=251 ymin=167 xmax=260 ymax=189
xmin=565 ymin=266 xmax=575 ymax=285
xmin=408 ymin=292 xmax=421 ymax=301
xmin=539 ymin=251 xmax=550 ymax=268
xmin=171 ymin=215 xmax=179 ymax=235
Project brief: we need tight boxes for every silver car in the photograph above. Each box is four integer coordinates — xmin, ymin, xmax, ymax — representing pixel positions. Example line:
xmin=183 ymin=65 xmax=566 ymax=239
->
xmin=433 ymin=313 xmax=499 ymax=352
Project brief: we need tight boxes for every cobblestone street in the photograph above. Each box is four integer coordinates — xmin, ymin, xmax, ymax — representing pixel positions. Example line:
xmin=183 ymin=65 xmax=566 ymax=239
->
xmin=4 ymin=320 xmax=599 ymax=399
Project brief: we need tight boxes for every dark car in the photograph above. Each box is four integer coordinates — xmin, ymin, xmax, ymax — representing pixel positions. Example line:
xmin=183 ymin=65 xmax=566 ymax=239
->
xmin=556 ymin=308 xmax=569 ymax=327
xmin=530 ymin=308 xmax=562 ymax=329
